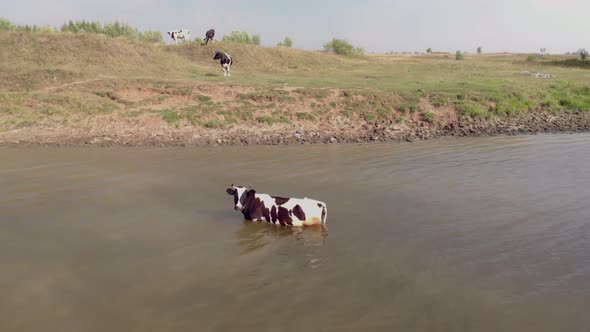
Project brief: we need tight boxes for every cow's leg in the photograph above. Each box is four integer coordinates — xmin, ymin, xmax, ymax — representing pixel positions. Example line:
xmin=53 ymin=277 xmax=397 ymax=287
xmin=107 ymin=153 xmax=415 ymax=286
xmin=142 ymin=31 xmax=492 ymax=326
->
xmin=222 ymin=65 xmax=227 ymax=77
xmin=227 ymin=66 xmax=231 ymax=77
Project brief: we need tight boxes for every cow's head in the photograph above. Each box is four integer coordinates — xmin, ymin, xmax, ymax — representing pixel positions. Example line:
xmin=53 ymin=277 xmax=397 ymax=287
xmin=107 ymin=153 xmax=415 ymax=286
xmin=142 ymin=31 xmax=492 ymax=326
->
xmin=213 ymin=51 xmax=223 ymax=60
xmin=226 ymin=184 xmax=252 ymax=211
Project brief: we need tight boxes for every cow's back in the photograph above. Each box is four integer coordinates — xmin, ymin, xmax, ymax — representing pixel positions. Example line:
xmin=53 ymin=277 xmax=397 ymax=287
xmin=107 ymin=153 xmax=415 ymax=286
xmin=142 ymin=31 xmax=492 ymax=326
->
xmin=242 ymin=192 xmax=327 ymax=226
xmin=273 ymin=196 xmax=327 ymax=226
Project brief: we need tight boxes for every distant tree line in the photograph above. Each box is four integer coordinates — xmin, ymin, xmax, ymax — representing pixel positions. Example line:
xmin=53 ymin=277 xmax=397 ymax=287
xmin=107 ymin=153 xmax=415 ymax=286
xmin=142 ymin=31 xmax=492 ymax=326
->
xmin=0 ymin=17 xmax=163 ymax=43
xmin=60 ymin=20 xmax=163 ymax=43
xmin=222 ymin=30 xmax=261 ymax=45
xmin=0 ymin=17 xmax=53 ymax=33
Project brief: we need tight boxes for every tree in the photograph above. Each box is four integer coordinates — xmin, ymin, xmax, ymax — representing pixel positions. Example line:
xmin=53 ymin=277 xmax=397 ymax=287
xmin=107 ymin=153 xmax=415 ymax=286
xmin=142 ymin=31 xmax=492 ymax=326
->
xmin=456 ymin=50 xmax=464 ymax=60
xmin=578 ymin=49 xmax=589 ymax=62
xmin=426 ymin=48 xmax=432 ymax=54
xmin=324 ymin=38 xmax=364 ymax=56
xmin=477 ymin=46 xmax=482 ymax=54
xmin=277 ymin=37 xmax=293 ymax=48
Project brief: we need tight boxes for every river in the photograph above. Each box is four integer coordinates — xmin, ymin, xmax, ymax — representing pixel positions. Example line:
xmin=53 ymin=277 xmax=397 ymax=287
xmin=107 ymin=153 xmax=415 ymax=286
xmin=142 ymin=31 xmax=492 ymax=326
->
xmin=1 ymin=134 xmax=589 ymax=331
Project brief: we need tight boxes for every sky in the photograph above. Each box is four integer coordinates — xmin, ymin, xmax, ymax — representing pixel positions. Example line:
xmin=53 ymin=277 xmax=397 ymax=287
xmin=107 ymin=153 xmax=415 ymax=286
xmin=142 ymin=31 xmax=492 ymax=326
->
xmin=2 ymin=0 xmax=589 ymax=53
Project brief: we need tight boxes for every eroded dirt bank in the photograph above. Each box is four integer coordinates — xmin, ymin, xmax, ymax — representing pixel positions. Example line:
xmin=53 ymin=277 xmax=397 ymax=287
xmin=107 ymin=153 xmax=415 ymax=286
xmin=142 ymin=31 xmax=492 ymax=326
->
xmin=1 ymin=84 xmax=590 ymax=147
xmin=2 ymin=110 xmax=590 ymax=147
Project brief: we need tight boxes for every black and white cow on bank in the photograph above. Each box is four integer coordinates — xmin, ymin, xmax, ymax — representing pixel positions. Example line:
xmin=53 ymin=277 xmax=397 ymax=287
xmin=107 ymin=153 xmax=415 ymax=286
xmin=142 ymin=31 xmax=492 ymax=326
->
xmin=213 ymin=51 xmax=233 ymax=77
xmin=167 ymin=29 xmax=190 ymax=44
xmin=205 ymin=29 xmax=215 ymax=45
xmin=226 ymin=185 xmax=328 ymax=226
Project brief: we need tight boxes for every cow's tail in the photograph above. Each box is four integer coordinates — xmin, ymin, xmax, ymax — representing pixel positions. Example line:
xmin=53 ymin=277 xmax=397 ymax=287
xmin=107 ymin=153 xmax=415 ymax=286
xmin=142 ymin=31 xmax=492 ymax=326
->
xmin=321 ymin=204 xmax=327 ymax=224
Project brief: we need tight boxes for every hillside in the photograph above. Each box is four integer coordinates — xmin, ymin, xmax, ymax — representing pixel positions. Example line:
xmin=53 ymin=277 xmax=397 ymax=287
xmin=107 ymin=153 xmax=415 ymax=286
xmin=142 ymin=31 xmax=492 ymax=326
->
xmin=1 ymin=32 xmax=590 ymax=146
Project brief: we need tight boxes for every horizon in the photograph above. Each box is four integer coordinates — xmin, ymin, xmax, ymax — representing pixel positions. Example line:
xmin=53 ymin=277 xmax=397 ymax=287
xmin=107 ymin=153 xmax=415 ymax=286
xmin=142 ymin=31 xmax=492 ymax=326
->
xmin=2 ymin=0 xmax=589 ymax=54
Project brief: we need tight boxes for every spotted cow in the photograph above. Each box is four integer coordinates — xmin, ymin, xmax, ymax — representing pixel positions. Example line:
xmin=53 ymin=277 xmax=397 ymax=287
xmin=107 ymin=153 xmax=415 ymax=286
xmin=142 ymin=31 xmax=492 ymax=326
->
xmin=205 ymin=29 xmax=215 ymax=45
xmin=167 ymin=29 xmax=190 ymax=44
xmin=213 ymin=51 xmax=233 ymax=77
xmin=226 ymin=185 xmax=327 ymax=226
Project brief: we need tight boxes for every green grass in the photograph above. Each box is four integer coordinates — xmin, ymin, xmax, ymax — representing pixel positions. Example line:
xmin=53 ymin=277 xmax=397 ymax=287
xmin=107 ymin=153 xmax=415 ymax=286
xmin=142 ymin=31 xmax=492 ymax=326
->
xmin=294 ymin=88 xmax=332 ymax=99
xmin=295 ymin=112 xmax=317 ymax=121
xmin=204 ymin=119 xmax=224 ymax=128
xmin=1 ymin=31 xmax=590 ymax=133
xmin=256 ymin=115 xmax=290 ymax=124
xmin=161 ymin=110 xmax=180 ymax=124
xmin=496 ymin=97 xmax=537 ymax=116
xmin=458 ymin=102 xmax=490 ymax=118
xmin=238 ymin=90 xmax=297 ymax=103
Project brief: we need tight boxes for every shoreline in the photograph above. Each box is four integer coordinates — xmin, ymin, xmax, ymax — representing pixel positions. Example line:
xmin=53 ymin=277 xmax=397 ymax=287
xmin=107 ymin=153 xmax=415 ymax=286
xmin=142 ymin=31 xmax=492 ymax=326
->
xmin=2 ymin=110 xmax=589 ymax=147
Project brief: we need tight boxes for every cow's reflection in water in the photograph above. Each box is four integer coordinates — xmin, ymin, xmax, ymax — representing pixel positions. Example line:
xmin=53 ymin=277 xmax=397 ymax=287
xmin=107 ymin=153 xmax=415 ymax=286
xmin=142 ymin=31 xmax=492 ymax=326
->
xmin=236 ymin=221 xmax=328 ymax=268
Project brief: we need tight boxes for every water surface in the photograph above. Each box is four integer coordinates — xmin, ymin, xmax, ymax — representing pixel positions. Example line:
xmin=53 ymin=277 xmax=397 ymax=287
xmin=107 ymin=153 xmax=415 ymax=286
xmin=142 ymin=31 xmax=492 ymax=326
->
xmin=1 ymin=135 xmax=590 ymax=331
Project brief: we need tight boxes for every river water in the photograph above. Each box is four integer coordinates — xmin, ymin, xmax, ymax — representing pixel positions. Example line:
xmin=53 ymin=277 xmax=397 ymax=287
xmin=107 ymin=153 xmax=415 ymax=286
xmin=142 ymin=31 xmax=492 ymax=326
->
xmin=1 ymin=134 xmax=589 ymax=332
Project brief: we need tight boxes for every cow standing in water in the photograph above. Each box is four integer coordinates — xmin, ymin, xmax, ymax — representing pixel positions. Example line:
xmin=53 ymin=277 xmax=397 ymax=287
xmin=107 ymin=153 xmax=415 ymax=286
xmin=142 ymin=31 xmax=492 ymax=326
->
xmin=205 ymin=29 xmax=215 ymax=45
xmin=226 ymin=185 xmax=328 ymax=226
xmin=214 ymin=51 xmax=233 ymax=77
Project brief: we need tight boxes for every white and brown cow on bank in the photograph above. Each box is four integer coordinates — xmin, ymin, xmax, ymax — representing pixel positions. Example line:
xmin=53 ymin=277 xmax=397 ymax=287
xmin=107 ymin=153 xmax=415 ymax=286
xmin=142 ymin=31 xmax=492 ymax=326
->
xmin=167 ymin=29 xmax=190 ymax=44
xmin=226 ymin=185 xmax=327 ymax=226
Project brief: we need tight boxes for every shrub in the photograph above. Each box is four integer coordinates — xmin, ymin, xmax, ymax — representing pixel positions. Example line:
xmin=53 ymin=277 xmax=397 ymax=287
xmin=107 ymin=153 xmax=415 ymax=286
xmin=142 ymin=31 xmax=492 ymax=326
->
xmin=138 ymin=30 xmax=163 ymax=43
xmin=0 ymin=17 xmax=15 ymax=31
xmin=277 ymin=37 xmax=293 ymax=48
xmin=194 ymin=37 xmax=204 ymax=44
xmin=0 ymin=18 xmax=55 ymax=33
xmin=455 ymin=50 xmax=464 ymax=61
xmin=477 ymin=46 xmax=482 ymax=54
xmin=324 ymin=38 xmax=364 ymax=56
xmin=426 ymin=48 xmax=432 ymax=53
xmin=59 ymin=20 xmax=162 ymax=43
xmin=222 ymin=30 xmax=259 ymax=44
xmin=252 ymin=34 xmax=261 ymax=46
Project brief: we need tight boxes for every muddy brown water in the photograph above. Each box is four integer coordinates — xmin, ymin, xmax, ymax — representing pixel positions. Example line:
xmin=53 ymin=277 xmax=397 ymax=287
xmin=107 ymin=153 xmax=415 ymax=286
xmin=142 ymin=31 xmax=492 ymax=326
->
xmin=1 ymin=135 xmax=590 ymax=332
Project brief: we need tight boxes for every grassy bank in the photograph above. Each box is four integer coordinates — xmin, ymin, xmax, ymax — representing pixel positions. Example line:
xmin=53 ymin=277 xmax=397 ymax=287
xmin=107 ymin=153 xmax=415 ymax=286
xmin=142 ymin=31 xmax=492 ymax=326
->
xmin=1 ymin=32 xmax=589 ymax=145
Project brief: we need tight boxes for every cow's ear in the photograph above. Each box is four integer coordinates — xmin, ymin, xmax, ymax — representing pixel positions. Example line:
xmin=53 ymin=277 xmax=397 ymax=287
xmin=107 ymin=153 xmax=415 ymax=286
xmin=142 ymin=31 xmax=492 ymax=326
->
xmin=226 ymin=188 xmax=235 ymax=195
